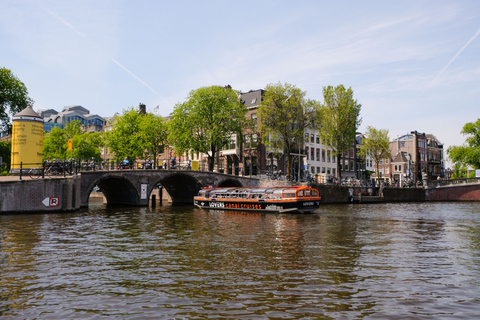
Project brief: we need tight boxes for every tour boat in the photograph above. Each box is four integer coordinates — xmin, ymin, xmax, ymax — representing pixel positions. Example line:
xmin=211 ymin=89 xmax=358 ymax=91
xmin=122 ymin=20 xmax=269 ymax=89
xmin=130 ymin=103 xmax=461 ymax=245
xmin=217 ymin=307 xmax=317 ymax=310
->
xmin=194 ymin=186 xmax=321 ymax=213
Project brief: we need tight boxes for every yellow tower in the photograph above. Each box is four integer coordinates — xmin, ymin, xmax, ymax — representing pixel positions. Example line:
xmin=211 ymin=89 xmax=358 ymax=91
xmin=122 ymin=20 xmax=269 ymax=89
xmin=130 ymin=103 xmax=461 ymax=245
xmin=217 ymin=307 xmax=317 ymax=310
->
xmin=10 ymin=106 xmax=44 ymax=173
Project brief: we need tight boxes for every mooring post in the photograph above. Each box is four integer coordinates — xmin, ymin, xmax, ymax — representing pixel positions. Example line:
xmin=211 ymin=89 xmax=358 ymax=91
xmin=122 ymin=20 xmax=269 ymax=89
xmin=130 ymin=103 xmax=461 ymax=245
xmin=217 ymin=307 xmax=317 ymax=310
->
xmin=159 ymin=186 xmax=163 ymax=205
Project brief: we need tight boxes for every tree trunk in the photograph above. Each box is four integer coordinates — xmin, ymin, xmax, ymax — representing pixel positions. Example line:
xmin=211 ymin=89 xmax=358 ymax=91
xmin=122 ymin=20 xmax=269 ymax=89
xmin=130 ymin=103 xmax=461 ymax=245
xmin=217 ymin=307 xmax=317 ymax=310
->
xmin=337 ymin=153 xmax=342 ymax=180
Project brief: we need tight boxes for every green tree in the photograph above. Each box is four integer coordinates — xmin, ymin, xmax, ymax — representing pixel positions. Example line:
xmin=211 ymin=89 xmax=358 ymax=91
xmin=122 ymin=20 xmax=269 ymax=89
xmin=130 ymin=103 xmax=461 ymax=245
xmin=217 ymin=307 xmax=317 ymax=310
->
xmin=358 ymin=126 xmax=391 ymax=180
xmin=258 ymin=82 xmax=318 ymax=180
xmin=72 ymin=131 xmax=104 ymax=161
xmin=138 ymin=113 xmax=168 ymax=166
xmin=169 ymin=85 xmax=248 ymax=171
xmin=43 ymin=126 xmax=67 ymax=160
xmin=43 ymin=120 xmax=104 ymax=161
xmin=105 ymin=108 xmax=144 ymax=162
xmin=0 ymin=140 xmax=11 ymax=175
xmin=447 ymin=118 xmax=480 ymax=175
xmin=317 ymin=85 xmax=362 ymax=179
xmin=0 ymin=68 xmax=34 ymax=133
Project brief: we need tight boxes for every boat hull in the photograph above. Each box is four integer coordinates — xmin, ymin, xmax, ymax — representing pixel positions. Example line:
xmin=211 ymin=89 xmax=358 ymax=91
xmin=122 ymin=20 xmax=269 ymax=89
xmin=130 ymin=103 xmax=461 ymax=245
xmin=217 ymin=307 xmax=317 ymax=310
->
xmin=194 ymin=198 xmax=320 ymax=213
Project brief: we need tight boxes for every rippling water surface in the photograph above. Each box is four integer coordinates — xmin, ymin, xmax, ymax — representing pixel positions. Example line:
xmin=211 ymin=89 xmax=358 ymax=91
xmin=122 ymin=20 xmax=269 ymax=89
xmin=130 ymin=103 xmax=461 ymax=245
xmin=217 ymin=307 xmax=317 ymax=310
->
xmin=1 ymin=201 xmax=480 ymax=319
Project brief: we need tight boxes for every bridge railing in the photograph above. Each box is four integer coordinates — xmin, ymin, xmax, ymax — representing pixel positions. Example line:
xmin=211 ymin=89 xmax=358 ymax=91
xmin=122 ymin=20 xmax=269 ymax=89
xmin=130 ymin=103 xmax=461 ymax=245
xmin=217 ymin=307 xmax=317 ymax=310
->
xmin=4 ymin=161 xmax=74 ymax=180
xmin=74 ymin=158 xmax=248 ymax=176
xmin=425 ymin=177 xmax=480 ymax=188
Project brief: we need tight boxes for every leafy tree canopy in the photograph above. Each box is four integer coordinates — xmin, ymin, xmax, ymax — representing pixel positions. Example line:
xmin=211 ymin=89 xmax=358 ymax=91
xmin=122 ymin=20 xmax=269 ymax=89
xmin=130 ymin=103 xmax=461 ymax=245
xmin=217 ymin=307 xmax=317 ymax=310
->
xmin=0 ymin=140 xmax=11 ymax=172
xmin=317 ymin=84 xmax=362 ymax=178
xmin=43 ymin=120 xmax=104 ymax=161
xmin=447 ymin=118 xmax=480 ymax=174
xmin=168 ymin=85 xmax=248 ymax=170
xmin=258 ymin=82 xmax=319 ymax=179
xmin=138 ymin=112 xmax=168 ymax=162
xmin=105 ymin=108 xmax=144 ymax=162
xmin=358 ymin=126 xmax=391 ymax=178
xmin=0 ymin=68 xmax=34 ymax=133
xmin=105 ymin=108 xmax=168 ymax=164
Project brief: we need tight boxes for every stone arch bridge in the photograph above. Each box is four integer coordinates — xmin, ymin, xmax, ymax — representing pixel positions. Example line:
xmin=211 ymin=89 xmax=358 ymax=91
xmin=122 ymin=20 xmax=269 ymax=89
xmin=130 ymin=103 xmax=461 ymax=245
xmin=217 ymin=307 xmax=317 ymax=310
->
xmin=80 ymin=170 xmax=259 ymax=207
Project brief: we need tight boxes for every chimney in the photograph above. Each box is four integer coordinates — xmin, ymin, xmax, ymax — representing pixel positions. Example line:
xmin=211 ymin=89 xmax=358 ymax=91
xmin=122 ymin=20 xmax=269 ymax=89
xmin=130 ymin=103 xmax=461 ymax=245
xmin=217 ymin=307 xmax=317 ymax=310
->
xmin=139 ymin=103 xmax=146 ymax=114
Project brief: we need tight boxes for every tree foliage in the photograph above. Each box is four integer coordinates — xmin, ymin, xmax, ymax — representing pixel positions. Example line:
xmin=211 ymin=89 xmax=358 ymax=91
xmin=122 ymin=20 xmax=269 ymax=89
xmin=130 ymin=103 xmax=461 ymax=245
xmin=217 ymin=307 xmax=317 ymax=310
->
xmin=105 ymin=108 xmax=144 ymax=162
xmin=105 ymin=108 xmax=168 ymax=164
xmin=447 ymin=118 xmax=480 ymax=175
xmin=43 ymin=126 xmax=68 ymax=160
xmin=0 ymin=140 xmax=11 ymax=174
xmin=358 ymin=126 xmax=391 ymax=179
xmin=43 ymin=120 xmax=104 ymax=160
xmin=258 ymin=82 xmax=318 ymax=179
xmin=168 ymin=85 xmax=248 ymax=171
xmin=0 ymin=68 xmax=34 ymax=133
xmin=317 ymin=85 xmax=362 ymax=179
xmin=138 ymin=112 xmax=168 ymax=163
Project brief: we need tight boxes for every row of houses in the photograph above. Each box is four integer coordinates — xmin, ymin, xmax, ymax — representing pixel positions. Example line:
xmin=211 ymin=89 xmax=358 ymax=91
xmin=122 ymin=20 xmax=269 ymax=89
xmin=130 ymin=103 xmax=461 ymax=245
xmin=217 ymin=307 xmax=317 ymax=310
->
xmin=10 ymin=88 xmax=444 ymax=184
xmin=179 ymin=89 xmax=445 ymax=184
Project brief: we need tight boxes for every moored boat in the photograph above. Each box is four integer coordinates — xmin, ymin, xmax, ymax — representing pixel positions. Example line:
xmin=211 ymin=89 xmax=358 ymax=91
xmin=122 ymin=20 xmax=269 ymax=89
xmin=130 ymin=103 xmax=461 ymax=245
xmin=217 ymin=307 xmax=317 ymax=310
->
xmin=194 ymin=186 xmax=321 ymax=213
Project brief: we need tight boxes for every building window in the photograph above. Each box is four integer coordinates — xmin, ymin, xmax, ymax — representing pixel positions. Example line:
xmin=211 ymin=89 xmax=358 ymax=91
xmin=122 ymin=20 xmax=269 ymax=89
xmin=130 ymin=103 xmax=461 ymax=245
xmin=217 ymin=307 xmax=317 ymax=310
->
xmin=316 ymin=135 xmax=320 ymax=144
xmin=322 ymin=149 xmax=326 ymax=162
xmin=251 ymin=113 xmax=257 ymax=127
xmin=251 ymin=134 xmax=258 ymax=148
xmin=316 ymin=149 xmax=320 ymax=162
xmin=305 ymin=147 xmax=309 ymax=160
xmin=244 ymin=134 xmax=250 ymax=148
xmin=327 ymin=150 xmax=331 ymax=163
xmin=228 ymin=136 xmax=237 ymax=150
xmin=311 ymin=134 xmax=314 ymax=143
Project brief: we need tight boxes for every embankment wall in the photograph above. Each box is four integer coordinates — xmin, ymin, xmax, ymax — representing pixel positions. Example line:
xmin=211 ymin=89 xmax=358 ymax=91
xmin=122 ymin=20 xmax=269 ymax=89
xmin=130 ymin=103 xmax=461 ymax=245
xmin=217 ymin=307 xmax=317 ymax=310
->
xmin=0 ymin=176 xmax=81 ymax=214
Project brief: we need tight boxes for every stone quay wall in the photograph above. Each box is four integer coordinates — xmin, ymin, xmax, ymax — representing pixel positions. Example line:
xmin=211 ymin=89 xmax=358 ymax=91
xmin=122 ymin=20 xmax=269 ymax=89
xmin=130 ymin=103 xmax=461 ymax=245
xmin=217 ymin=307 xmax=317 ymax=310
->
xmin=0 ymin=176 xmax=81 ymax=214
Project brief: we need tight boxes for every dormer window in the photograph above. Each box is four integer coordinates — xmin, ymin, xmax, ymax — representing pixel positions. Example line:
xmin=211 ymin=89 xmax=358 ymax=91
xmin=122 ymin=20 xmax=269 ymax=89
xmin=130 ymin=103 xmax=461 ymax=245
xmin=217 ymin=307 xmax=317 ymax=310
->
xmin=251 ymin=98 xmax=257 ymax=104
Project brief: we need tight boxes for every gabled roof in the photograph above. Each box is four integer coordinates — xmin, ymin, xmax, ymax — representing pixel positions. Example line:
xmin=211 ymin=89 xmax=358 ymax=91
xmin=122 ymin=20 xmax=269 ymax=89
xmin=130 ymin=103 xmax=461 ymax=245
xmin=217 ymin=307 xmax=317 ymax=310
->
xmin=240 ymin=89 xmax=264 ymax=109
xmin=392 ymin=152 xmax=408 ymax=163
xmin=426 ymin=134 xmax=443 ymax=147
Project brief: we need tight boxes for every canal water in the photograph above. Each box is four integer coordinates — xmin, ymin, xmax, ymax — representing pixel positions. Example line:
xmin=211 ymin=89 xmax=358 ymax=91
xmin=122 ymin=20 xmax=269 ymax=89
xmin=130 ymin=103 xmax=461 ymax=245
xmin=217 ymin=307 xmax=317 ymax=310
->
xmin=1 ymin=201 xmax=480 ymax=319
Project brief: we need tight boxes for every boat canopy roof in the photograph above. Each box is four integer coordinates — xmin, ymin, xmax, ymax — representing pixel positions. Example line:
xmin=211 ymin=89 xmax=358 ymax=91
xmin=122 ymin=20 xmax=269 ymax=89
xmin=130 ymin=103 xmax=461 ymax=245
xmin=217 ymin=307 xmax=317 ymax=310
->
xmin=204 ymin=186 xmax=316 ymax=195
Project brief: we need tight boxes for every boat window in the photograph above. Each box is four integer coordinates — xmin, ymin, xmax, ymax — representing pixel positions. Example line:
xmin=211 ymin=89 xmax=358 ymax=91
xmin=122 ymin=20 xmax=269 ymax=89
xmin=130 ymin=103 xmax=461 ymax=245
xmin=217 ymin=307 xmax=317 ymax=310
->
xmin=283 ymin=192 xmax=295 ymax=198
xmin=297 ymin=190 xmax=304 ymax=197
xmin=304 ymin=190 xmax=311 ymax=196
xmin=312 ymin=190 xmax=318 ymax=196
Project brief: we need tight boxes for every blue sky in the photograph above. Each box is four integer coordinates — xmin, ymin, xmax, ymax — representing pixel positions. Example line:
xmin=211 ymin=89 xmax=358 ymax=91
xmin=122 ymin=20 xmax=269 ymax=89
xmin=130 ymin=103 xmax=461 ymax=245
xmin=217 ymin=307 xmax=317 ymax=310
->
xmin=1 ymin=0 xmax=479 ymax=166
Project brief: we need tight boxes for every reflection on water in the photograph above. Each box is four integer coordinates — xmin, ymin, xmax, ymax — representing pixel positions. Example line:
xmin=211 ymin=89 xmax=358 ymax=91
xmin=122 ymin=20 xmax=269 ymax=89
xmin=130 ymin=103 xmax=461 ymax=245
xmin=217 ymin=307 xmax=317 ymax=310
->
xmin=1 ymin=202 xmax=480 ymax=319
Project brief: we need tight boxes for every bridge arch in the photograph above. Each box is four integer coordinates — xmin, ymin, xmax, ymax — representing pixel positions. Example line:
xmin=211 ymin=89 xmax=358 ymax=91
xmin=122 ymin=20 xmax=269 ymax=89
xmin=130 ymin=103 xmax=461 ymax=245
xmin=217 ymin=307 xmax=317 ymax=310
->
xmin=79 ymin=170 xmax=259 ymax=207
xmin=217 ymin=178 xmax=243 ymax=187
xmin=88 ymin=175 xmax=139 ymax=206
xmin=151 ymin=172 xmax=203 ymax=204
